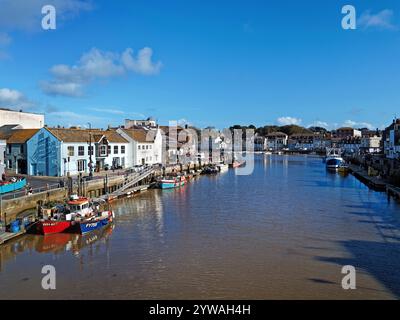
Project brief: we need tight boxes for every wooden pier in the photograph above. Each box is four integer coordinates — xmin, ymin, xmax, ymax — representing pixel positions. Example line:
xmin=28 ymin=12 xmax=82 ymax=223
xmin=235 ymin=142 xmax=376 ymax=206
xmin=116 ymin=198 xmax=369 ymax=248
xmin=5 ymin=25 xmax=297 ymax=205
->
xmin=0 ymin=230 xmax=26 ymax=245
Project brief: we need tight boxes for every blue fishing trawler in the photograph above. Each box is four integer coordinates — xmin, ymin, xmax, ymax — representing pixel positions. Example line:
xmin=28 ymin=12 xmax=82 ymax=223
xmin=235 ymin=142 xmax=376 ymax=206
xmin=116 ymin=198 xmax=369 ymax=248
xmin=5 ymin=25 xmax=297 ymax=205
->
xmin=66 ymin=196 xmax=115 ymax=235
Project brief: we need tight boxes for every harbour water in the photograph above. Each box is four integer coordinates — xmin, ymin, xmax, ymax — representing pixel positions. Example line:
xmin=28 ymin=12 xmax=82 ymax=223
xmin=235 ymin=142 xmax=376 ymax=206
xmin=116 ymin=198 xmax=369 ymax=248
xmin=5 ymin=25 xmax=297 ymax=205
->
xmin=1 ymin=155 xmax=400 ymax=299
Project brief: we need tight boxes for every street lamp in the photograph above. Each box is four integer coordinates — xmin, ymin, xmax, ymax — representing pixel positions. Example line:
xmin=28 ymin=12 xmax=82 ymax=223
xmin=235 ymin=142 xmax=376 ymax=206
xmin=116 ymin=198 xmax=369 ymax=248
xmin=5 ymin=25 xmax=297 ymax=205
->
xmin=87 ymin=122 xmax=93 ymax=178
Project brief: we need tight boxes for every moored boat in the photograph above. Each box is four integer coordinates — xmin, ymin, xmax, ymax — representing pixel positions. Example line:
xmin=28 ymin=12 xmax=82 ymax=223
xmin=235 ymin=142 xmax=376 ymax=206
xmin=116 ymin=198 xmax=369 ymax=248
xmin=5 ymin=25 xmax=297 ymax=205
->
xmin=70 ymin=211 xmax=114 ymax=235
xmin=159 ymin=176 xmax=186 ymax=189
xmin=36 ymin=203 xmax=72 ymax=235
xmin=325 ymin=148 xmax=344 ymax=170
xmin=36 ymin=195 xmax=114 ymax=235
xmin=231 ymin=160 xmax=246 ymax=168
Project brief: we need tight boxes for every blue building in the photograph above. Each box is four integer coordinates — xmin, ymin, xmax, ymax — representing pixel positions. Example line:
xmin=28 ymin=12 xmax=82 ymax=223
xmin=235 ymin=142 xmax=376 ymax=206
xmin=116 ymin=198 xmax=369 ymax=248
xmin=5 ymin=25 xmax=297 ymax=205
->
xmin=27 ymin=128 xmax=61 ymax=176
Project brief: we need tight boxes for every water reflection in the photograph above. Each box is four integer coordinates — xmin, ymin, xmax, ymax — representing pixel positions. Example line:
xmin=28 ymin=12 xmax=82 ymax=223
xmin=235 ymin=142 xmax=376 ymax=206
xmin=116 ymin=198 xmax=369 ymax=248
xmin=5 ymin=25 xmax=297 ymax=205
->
xmin=0 ymin=225 xmax=114 ymax=271
xmin=1 ymin=155 xmax=400 ymax=299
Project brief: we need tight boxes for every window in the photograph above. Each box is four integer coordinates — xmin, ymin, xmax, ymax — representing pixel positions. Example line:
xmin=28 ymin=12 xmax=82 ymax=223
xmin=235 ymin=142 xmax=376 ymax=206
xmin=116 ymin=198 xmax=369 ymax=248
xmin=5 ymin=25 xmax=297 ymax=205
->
xmin=138 ymin=145 xmax=141 ymax=150
xmin=99 ymin=145 xmax=107 ymax=156
xmin=77 ymin=159 xmax=86 ymax=172
xmin=121 ymin=146 xmax=125 ymax=154
xmin=114 ymin=146 xmax=118 ymax=154
xmin=67 ymin=146 xmax=74 ymax=157
xmin=8 ymin=145 xmax=11 ymax=154
xmin=78 ymin=146 xmax=85 ymax=156
xmin=20 ymin=145 xmax=24 ymax=154
xmin=149 ymin=145 xmax=152 ymax=149
xmin=88 ymin=146 xmax=94 ymax=156
xmin=107 ymin=145 xmax=111 ymax=154
xmin=146 ymin=145 xmax=149 ymax=150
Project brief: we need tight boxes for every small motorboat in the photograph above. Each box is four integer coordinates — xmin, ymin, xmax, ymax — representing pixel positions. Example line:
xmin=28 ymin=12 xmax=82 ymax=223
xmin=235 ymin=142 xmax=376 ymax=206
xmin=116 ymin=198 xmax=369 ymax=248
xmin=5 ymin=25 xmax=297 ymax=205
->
xmin=338 ymin=163 xmax=350 ymax=174
xmin=159 ymin=176 xmax=186 ymax=189
xmin=201 ymin=165 xmax=219 ymax=174
xmin=230 ymin=160 xmax=246 ymax=168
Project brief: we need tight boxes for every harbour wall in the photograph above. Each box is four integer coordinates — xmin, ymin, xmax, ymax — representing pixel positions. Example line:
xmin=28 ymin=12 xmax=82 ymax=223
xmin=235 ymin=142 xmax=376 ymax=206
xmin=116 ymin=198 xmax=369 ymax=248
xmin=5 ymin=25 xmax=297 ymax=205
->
xmin=0 ymin=162 xmax=209 ymax=223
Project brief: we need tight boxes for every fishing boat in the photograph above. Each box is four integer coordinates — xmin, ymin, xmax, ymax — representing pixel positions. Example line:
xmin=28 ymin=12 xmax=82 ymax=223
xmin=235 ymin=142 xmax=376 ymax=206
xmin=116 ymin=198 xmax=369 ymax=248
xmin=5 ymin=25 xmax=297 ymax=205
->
xmin=159 ymin=176 xmax=186 ymax=189
xmin=0 ymin=177 xmax=26 ymax=195
xmin=36 ymin=204 xmax=72 ymax=235
xmin=36 ymin=195 xmax=114 ymax=235
xmin=70 ymin=211 xmax=114 ymax=235
xmin=325 ymin=148 xmax=344 ymax=170
xmin=67 ymin=197 xmax=114 ymax=234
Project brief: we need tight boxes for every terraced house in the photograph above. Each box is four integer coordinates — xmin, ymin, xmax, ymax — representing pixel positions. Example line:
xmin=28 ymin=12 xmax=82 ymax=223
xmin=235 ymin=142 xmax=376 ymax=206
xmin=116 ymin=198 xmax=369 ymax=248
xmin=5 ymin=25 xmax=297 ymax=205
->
xmin=0 ymin=128 xmax=39 ymax=174
xmin=27 ymin=127 xmax=129 ymax=177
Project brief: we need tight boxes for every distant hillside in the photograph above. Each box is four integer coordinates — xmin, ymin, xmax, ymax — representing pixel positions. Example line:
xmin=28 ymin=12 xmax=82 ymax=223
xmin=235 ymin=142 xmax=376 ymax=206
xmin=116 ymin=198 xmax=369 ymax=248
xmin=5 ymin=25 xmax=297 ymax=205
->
xmin=256 ymin=125 xmax=312 ymax=136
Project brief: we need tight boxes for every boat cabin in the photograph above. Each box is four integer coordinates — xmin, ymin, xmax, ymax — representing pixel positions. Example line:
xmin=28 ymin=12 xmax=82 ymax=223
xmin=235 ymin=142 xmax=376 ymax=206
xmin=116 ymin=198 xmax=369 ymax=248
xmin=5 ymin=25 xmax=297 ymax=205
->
xmin=67 ymin=197 xmax=92 ymax=217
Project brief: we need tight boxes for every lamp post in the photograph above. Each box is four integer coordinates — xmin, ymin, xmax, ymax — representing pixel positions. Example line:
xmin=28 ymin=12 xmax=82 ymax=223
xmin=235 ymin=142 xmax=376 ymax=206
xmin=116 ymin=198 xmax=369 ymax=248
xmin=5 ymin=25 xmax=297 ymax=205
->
xmin=87 ymin=122 xmax=93 ymax=178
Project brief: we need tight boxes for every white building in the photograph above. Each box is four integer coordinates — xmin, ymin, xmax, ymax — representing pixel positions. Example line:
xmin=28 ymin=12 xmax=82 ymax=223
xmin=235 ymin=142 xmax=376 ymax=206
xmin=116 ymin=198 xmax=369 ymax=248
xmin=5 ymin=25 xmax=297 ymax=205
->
xmin=124 ymin=118 xmax=157 ymax=129
xmin=0 ymin=108 xmax=44 ymax=129
xmin=383 ymin=119 xmax=400 ymax=159
xmin=28 ymin=127 xmax=129 ymax=176
xmin=266 ymin=132 xmax=288 ymax=150
xmin=360 ymin=135 xmax=381 ymax=154
xmin=117 ymin=127 xmax=163 ymax=166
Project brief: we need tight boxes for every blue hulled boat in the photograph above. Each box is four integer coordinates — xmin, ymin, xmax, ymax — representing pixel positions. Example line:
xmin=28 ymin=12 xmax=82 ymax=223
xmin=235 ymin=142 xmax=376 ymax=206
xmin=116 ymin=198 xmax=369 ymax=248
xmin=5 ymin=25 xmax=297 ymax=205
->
xmin=71 ymin=212 xmax=114 ymax=234
xmin=159 ymin=176 xmax=186 ymax=189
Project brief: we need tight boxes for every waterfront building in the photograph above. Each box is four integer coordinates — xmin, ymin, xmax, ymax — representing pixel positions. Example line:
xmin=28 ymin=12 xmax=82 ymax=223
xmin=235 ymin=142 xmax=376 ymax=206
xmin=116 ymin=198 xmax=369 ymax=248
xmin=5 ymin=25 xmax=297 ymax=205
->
xmin=27 ymin=127 xmax=129 ymax=177
xmin=288 ymin=133 xmax=314 ymax=151
xmin=2 ymin=129 xmax=39 ymax=174
xmin=124 ymin=117 xmax=157 ymax=129
xmin=338 ymin=137 xmax=361 ymax=155
xmin=334 ymin=127 xmax=362 ymax=139
xmin=254 ymin=135 xmax=266 ymax=151
xmin=117 ymin=127 xmax=163 ymax=166
xmin=312 ymin=133 xmax=332 ymax=151
xmin=265 ymin=132 xmax=288 ymax=151
xmin=0 ymin=108 xmax=44 ymax=129
xmin=383 ymin=119 xmax=400 ymax=159
xmin=159 ymin=125 xmax=198 ymax=164
xmin=0 ymin=140 xmax=5 ymax=179
xmin=360 ymin=135 xmax=382 ymax=154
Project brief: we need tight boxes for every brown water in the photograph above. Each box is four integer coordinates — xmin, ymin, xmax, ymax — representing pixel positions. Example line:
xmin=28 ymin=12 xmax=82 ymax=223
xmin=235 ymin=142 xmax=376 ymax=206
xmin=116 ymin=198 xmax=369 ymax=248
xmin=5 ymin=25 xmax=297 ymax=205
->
xmin=1 ymin=155 xmax=400 ymax=299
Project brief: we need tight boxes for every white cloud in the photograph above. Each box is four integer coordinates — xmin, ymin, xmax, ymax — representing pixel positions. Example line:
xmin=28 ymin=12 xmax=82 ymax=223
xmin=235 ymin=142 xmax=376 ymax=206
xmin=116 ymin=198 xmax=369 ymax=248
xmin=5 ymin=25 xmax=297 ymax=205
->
xmin=308 ymin=121 xmax=329 ymax=128
xmin=87 ymin=107 xmax=125 ymax=115
xmin=342 ymin=120 xmax=375 ymax=130
xmin=42 ymin=47 xmax=162 ymax=97
xmin=358 ymin=9 xmax=397 ymax=30
xmin=122 ymin=47 xmax=162 ymax=75
xmin=0 ymin=88 xmax=34 ymax=109
xmin=0 ymin=0 xmax=92 ymax=32
xmin=277 ymin=116 xmax=302 ymax=126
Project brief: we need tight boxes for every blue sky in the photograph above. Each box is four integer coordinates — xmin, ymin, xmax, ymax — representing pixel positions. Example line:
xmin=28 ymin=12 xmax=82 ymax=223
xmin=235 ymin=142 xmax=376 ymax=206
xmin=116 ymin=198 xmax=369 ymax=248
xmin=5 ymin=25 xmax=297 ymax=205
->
xmin=0 ymin=0 xmax=399 ymax=130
